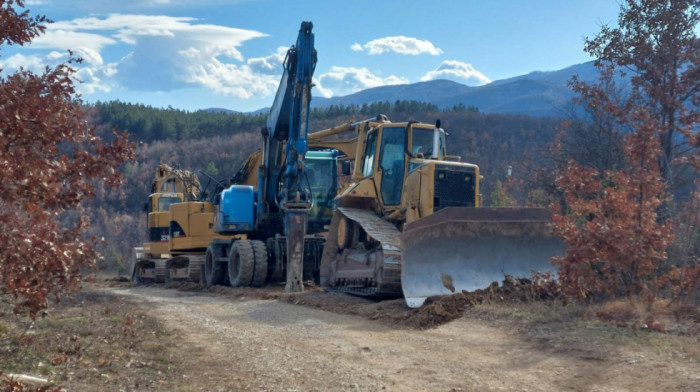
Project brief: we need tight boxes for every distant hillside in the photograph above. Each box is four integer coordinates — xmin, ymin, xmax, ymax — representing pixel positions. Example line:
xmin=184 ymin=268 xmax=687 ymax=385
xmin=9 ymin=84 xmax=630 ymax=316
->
xmin=312 ymin=79 xmax=473 ymax=109
xmin=309 ymin=62 xmax=600 ymax=117
xmin=202 ymin=107 xmax=240 ymax=114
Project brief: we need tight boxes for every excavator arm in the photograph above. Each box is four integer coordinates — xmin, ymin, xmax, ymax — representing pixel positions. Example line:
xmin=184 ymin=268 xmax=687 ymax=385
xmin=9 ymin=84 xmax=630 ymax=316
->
xmin=258 ymin=22 xmax=317 ymax=292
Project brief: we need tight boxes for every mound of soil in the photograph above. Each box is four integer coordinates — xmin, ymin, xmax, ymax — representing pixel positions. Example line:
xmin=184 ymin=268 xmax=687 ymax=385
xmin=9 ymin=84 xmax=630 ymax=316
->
xmin=415 ymin=276 xmax=562 ymax=329
xmin=272 ymin=276 xmax=562 ymax=330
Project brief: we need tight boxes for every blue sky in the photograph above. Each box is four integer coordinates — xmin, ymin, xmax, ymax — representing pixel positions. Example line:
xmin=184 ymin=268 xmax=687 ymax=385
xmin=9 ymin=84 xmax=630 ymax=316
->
xmin=2 ymin=0 xmax=624 ymax=112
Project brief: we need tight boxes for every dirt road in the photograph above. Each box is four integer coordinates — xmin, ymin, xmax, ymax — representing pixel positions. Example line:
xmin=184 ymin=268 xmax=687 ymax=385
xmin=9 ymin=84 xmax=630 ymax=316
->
xmin=102 ymin=285 xmax=699 ymax=392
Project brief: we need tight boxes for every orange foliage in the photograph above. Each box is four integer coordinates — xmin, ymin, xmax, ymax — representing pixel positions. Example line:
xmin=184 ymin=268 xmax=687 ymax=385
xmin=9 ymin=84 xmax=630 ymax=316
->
xmin=0 ymin=1 xmax=135 ymax=317
xmin=550 ymin=0 xmax=698 ymax=301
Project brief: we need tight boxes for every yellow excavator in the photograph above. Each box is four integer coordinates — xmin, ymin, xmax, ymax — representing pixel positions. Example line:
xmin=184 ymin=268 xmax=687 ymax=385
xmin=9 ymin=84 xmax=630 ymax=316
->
xmin=131 ymin=164 xmax=240 ymax=283
xmin=309 ymin=115 xmax=563 ymax=307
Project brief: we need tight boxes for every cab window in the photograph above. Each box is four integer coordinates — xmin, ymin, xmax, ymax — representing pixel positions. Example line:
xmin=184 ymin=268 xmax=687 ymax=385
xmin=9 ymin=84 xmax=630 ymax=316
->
xmin=411 ymin=128 xmax=434 ymax=157
xmin=439 ymin=131 xmax=446 ymax=157
xmin=379 ymin=127 xmax=407 ymax=205
xmin=158 ymin=196 xmax=181 ymax=211
xmin=362 ymin=131 xmax=378 ymax=177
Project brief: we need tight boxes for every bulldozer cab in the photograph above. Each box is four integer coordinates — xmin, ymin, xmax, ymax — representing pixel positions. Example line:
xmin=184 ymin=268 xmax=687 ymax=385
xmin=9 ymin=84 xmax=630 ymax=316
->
xmin=410 ymin=124 xmax=446 ymax=160
xmin=359 ymin=125 xmax=406 ymax=207
xmin=352 ymin=121 xmax=466 ymax=215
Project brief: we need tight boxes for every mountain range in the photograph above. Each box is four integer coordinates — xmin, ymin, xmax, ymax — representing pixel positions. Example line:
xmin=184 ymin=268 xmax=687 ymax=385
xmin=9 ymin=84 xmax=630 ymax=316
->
xmin=207 ymin=61 xmax=601 ymax=117
xmin=311 ymin=61 xmax=600 ymax=117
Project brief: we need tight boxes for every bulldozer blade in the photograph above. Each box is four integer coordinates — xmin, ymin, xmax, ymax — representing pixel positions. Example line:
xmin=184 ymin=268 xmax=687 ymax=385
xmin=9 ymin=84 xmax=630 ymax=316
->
xmin=401 ymin=207 xmax=564 ymax=308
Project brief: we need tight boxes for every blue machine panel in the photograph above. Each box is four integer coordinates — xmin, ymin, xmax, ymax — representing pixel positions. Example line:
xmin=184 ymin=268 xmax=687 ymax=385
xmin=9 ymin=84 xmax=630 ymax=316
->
xmin=215 ymin=185 xmax=255 ymax=233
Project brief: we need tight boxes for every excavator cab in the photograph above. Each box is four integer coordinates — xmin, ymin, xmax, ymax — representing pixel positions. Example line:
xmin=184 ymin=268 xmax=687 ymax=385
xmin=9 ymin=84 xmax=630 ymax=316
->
xmin=305 ymin=150 xmax=338 ymax=232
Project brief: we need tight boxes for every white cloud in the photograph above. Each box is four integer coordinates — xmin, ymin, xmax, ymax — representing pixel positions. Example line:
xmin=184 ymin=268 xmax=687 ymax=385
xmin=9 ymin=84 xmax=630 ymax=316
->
xmin=0 ymin=53 xmax=45 ymax=72
xmin=31 ymin=30 xmax=116 ymax=52
xmin=315 ymin=66 xmax=408 ymax=98
xmin=353 ymin=36 xmax=442 ymax=56
xmin=12 ymin=14 xmax=280 ymax=98
xmin=30 ymin=1 xmax=245 ymax=12
xmin=73 ymin=64 xmax=117 ymax=94
xmin=73 ymin=47 xmax=104 ymax=66
xmin=45 ymin=51 xmax=67 ymax=61
xmin=247 ymin=47 xmax=287 ymax=75
xmin=187 ymin=61 xmax=279 ymax=98
xmin=0 ymin=51 xmax=116 ymax=95
xmin=421 ymin=60 xmax=491 ymax=86
xmin=48 ymin=14 xmax=264 ymax=57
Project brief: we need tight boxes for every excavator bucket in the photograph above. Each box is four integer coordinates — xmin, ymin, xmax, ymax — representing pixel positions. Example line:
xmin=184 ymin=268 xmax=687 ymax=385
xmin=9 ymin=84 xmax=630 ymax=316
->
xmin=401 ymin=207 xmax=564 ymax=308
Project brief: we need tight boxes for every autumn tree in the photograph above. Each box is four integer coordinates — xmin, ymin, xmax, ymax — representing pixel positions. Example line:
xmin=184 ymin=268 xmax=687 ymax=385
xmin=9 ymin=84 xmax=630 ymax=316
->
xmin=551 ymin=0 xmax=699 ymax=300
xmin=575 ymin=0 xmax=699 ymax=203
xmin=0 ymin=0 xmax=135 ymax=317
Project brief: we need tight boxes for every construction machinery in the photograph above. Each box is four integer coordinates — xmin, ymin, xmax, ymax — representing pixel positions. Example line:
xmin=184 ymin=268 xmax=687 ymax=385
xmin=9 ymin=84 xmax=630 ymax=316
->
xmin=310 ymin=115 xmax=563 ymax=307
xmin=202 ymin=21 xmax=333 ymax=291
xmin=132 ymin=22 xmax=335 ymax=290
xmin=131 ymin=164 xmax=237 ymax=283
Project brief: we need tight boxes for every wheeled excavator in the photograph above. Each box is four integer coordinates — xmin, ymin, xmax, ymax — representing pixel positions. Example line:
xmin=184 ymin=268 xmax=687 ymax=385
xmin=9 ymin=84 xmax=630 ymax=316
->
xmin=132 ymin=22 xmax=337 ymax=290
xmin=309 ymin=115 xmax=563 ymax=307
xmin=131 ymin=152 xmax=337 ymax=286
xmin=201 ymin=21 xmax=333 ymax=292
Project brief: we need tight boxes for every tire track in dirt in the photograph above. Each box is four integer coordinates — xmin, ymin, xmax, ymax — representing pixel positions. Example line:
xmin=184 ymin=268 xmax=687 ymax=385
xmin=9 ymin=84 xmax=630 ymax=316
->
xmin=105 ymin=285 xmax=699 ymax=392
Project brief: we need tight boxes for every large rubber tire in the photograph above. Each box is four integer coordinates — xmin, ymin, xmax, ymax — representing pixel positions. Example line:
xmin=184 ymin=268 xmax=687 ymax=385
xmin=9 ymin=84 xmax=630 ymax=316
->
xmin=205 ymin=245 xmax=225 ymax=286
xmin=228 ymin=240 xmax=255 ymax=287
xmin=250 ymin=240 xmax=269 ymax=287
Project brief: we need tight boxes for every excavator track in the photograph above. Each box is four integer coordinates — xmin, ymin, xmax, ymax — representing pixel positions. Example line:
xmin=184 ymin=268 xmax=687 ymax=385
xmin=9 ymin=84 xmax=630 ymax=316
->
xmin=187 ymin=256 xmax=204 ymax=283
xmin=154 ymin=260 xmax=167 ymax=283
xmin=131 ymin=252 xmax=167 ymax=284
xmin=165 ymin=255 xmax=204 ymax=282
xmin=320 ymin=207 xmax=402 ymax=298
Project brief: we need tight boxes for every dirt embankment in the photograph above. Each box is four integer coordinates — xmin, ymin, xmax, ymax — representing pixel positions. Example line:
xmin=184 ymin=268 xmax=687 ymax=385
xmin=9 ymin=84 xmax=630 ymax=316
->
xmin=134 ymin=276 xmax=563 ymax=330
xmin=109 ymin=276 xmax=697 ymax=334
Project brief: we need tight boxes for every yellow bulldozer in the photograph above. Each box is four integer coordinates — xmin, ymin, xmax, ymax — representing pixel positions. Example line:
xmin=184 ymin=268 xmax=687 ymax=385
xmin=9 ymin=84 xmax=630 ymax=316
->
xmin=309 ymin=115 xmax=563 ymax=307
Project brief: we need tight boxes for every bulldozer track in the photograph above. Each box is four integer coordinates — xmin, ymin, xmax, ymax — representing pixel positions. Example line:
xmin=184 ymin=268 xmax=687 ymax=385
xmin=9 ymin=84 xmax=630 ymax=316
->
xmin=322 ymin=207 xmax=402 ymax=298
xmin=338 ymin=207 xmax=402 ymax=256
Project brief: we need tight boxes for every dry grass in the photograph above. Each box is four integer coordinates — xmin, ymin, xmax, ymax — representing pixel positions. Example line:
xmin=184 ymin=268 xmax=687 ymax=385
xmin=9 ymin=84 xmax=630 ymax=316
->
xmin=0 ymin=287 xmax=182 ymax=391
xmin=463 ymin=298 xmax=700 ymax=364
xmin=587 ymin=298 xmax=699 ymax=334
